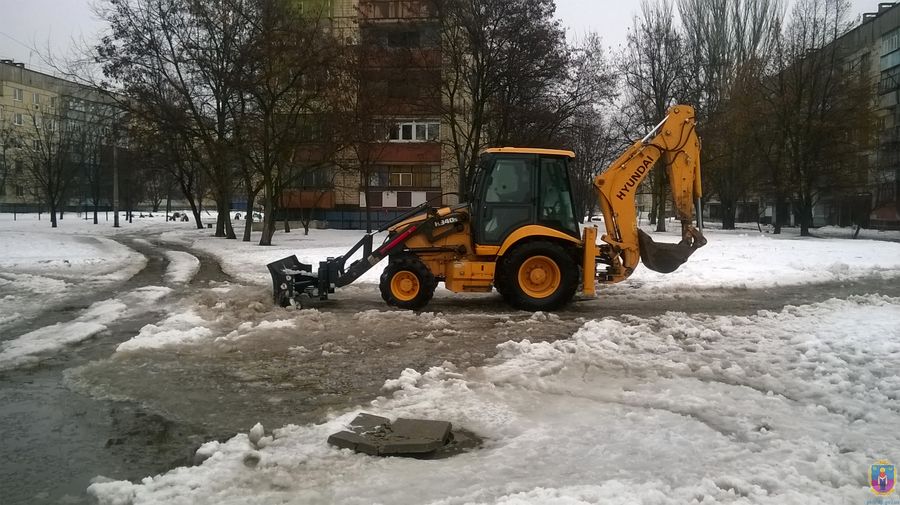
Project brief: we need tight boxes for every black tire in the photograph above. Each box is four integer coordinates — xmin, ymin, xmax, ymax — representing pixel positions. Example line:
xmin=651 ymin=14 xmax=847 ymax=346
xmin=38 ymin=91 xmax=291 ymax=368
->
xmin=500 ymin=241 xmax=578 ymax=311
xmin=493 ymin=258 xmax=514 ymax=303
xmin=379 ymin=256 xmax=437 ymax=310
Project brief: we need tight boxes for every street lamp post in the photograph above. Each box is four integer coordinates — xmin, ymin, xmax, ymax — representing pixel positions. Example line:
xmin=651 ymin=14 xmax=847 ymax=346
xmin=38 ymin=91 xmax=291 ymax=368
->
xmin=113 ymin=141 xmax=119 ymax=228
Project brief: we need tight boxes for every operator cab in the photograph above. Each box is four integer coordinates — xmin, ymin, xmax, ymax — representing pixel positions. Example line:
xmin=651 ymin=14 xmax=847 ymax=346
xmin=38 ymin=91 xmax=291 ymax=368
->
xmin=471 ymin=148 xmax=580 ymax=246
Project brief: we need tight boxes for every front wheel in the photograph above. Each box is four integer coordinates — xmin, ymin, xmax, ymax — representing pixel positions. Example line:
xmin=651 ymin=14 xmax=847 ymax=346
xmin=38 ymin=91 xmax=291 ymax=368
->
xmin=501 ymin=241 xmax=578 ymax=311
xmin=379 ymin=256 xmax=437 ymax=310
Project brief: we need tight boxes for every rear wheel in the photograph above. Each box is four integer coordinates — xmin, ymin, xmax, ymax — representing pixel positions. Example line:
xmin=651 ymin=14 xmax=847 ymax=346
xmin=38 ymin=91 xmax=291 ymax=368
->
xmin=500 ymin=241 xmax=578 ymax=311
xmin=380 ymin=256 xmax=437 ymax=310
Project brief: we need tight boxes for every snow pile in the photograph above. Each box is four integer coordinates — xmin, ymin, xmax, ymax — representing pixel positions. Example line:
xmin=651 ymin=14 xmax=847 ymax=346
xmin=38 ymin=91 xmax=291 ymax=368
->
xmin=0 ymin=229 xmax=147 ymax=332
xmin=0 ymin=286 xmax=172 ymax=370
xmin=617 ymin=230 xmax=900 ymax=291
xmin=163 ymin=251 xmax=201 ymax=284
xmin=164 ymin=225 xmax=900 ymax=292
xmin=0 ymin=299 xmax=126 ymax=370
xmin=88 ymin=295 xmax=900 ymax=504
xmin=117 ymin=310 xmax=214 ymax=352
xmin=0 ymin=231 xmax=145 ymax=282
xmin=3 ymin=212 xmax=898 ymax=294
xmin=215 ymin=319 xmax=297 ymax=344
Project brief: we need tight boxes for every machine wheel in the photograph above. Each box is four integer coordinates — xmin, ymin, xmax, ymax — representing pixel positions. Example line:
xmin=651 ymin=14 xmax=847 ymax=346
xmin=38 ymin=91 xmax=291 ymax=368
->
xmin=493 ymin=258 xmax=514 ymax=302
xmin=380 ymin=256 xmax=437 ymax=310
xmin=501 ymin=241 xmax=578 ymax=311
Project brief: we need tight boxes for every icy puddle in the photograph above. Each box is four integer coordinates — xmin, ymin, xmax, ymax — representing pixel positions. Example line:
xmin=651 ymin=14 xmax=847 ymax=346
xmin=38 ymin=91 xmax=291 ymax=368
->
xmin=81 ymin=294 xmax=900 ymax=505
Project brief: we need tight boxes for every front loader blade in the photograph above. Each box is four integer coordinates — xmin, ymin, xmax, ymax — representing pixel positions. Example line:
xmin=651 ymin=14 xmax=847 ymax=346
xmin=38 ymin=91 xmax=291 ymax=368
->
xmin=266 ymin=255 xmax=313 ymax=306
xmin=637 ymin=229 xmax=700 ymax=274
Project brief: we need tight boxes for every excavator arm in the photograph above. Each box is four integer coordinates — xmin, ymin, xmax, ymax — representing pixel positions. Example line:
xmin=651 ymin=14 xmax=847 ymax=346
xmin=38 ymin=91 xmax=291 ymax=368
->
xmin=592 ymin=104 xmax=707 ymax=283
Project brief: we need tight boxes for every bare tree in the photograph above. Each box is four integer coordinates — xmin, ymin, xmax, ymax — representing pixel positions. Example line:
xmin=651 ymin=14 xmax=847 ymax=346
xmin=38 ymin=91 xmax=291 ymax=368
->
xmin=19 ymin=105 xmax=79 ymax=227
xmin=435 ymin=0 xmax=570 ymax=199
xmin=678 ymin=0 xmax=782 ymax=228
xmin=228 ymin=0 xmax=342 ymax=246
xmin=759 ymin=0 xmax=876 ymax=235
xmin=0 ymin=119 xmax=16 ymax=199
xmin=621 ymin=0 xmax=687 ymax=232
xmin=97 ymin=0 xmax=252 ymax=239
xmin=555 ymin=33 xmax=621 ymax=219
xmin=332 ymin=10 xmax=441 ymax=232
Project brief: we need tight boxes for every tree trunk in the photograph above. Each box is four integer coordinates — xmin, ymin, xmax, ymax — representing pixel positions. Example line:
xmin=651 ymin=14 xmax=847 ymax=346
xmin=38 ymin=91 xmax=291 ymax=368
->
xmin=799 ymin=204 xmax=812 ymax=237
xmin=773 ymin=194 xmax=784 ymax=235
xmin=259 ymin=190 xmax=276 ymax=246
xmin=654 ymin=171 xmax=667 ymax=233
xmin=362 ymin=170 xmax=372 ymax=233
xmin=284 ymin=215 xmax=291 ymax=233
xmin=215 ymin=195 xmax=236 ymax=239
xmin=243 ymin=192 xmax=256 ymax=242
xmin=721 ymin=199 xmax=736 ymax=230
xmin=50 ymin=204 xmax=58 ymax=228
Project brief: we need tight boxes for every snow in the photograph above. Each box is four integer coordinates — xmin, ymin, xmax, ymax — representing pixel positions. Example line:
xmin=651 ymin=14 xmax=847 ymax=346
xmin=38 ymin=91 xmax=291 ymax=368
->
xmin=2 ymin=213 xmax=900 ymax=502
xmin=0 ymin=286 xmax=171 ymax=370
xmin=116 ymin=310 xmax=213 ymax=352
xmin=0 ymin=227 xmax=146 ymax=332
xmin=160 ymin=224 xmax=900 ymax=293
xmin=87 ymin=295 xmax=900 ymax=505
xmin=163 ymin=251 xmax=200 ymax=284
xmin=0 ymin=299 xmax=126 ymax=370
xmin=3 ymin=212 xmax=898 ymax=294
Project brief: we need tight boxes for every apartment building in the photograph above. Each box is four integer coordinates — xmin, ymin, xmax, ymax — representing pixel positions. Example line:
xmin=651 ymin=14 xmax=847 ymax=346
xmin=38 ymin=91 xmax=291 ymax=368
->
xmin=283 ymin=0 xmax=453 ymax=229
xmin=0 ymin=60 xmax=117 ymax=213
xmin=0 ymin=60 xmax=62 ymax=209
xmin=840 ymin=2 xmax=900 ymax=229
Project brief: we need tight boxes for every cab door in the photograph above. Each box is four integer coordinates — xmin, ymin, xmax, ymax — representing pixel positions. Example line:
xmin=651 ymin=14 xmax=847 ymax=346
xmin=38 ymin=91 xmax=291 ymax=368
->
xmin=475 ymin=154 xmax=536 ymax=245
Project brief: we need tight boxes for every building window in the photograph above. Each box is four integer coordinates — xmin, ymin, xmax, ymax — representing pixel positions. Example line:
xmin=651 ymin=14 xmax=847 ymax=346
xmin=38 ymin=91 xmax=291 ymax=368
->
xmin=32 ymin=93 xmax=40 ymax=105
xmin=884 ymin=28 xmax=900 ymax=57
xmin=389 ymin=120 xmax=440 ymax=142
xmin=390 ymin=172 xmax=413 ymax=186
xmin=33 ymin=139 xmax=40 ymax=149
xmin=14 ymin=113 xmax=23 ymax=126
xmin=15 ymin=185 xmax=25 ymax=197
xmin=370 ymin=165 xmax=440 ymax=188
xmin=13 ymin=88 xmax=23 ymax=101
xmin=387 ymin=31 xmax=420 ymax=48
xmin=297 ymin=166 xmax=331 ymax=188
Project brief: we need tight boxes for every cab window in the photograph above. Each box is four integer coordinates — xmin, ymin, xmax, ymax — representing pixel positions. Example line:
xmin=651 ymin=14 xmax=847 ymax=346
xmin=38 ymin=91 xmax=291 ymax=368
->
xmin=539 ymin=157 xmax=579 ymax=236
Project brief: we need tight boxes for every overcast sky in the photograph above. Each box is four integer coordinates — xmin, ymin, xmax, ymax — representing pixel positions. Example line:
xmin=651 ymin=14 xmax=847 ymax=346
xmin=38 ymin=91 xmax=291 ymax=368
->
xmin=0 ymin=0 xmax=892 ymax=74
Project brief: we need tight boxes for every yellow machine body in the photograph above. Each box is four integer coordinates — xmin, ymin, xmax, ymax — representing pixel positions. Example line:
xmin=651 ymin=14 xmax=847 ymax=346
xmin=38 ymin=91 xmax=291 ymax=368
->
xmin=269 ymin=105 xmax=706 ymax=311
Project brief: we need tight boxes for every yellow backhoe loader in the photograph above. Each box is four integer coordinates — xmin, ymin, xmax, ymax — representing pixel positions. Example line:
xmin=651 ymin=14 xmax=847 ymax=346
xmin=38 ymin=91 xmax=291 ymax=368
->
xmin=268 ymin=104 xmax=706 ymax=311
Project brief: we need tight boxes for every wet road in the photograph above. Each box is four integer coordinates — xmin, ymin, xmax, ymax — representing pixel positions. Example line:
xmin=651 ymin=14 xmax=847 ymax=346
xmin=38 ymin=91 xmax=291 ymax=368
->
xmin=2 ymin=234 xmax=899 ymax=504
xmin=0 ymin=237 xmax=231 ymax=505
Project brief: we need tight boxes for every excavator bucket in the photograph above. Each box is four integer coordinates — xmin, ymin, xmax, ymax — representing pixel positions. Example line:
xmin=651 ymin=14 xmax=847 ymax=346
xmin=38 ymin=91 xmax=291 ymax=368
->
xmin=637 ymin=229 xmax=704 ymax=274
xmin=266 ymin=255 xmax=315 ymax=307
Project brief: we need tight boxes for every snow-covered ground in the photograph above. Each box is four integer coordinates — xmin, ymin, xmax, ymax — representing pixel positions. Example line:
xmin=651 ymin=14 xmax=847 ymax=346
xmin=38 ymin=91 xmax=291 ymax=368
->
xmin=2 ymin=212 xmax=900 ymax=504
xmin=88 ymin=294 xmax=900 ymax=505
xmin=3 ymin=212 xmax=899 ymax=292
xmin=0 ymin=226 xmax=146 ymax=332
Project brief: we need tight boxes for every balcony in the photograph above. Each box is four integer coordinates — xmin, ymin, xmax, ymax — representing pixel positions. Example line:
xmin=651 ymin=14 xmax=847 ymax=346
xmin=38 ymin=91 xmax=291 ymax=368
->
xmin=359 ymin=0 xmax=435 ymax=22
xmin=359 ymin=142 xmax=441 ymax=163
xmin=280 ymin=189 xmax=336 ymax=209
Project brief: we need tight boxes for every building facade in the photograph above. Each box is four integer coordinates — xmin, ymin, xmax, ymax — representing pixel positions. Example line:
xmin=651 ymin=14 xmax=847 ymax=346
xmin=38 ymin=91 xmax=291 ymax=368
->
xmin=0 ymin=60 xmax=118 ymax=213
xmin=280 ymin=0 xmax=454 ymax=229
xmin=840 ymin=2 xmax=900 ymax=229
